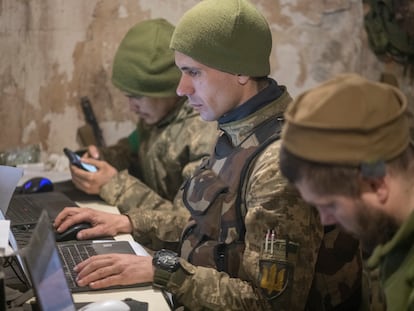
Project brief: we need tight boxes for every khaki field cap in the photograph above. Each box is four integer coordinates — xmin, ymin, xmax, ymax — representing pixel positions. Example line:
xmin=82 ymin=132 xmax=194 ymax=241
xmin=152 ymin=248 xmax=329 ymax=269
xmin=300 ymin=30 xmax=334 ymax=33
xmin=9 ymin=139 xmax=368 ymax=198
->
xmin=170 ymin=0 xmax=272 ymax=77
xmin=282 ymin=73 xmax=409 ymax=165
xmin=112 ymin=18 xmax=181 ymax=98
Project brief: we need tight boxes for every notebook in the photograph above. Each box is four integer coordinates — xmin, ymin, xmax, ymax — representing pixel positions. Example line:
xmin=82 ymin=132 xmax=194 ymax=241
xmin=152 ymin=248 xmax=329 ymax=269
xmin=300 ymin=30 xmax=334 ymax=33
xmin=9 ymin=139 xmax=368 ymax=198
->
xmin=7 ymin=191 xmax=79 ymax=226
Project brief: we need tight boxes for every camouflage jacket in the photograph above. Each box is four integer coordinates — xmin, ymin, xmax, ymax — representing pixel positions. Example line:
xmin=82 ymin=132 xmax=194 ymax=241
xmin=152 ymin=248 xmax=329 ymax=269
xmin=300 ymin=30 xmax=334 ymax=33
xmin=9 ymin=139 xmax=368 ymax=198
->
xmin=99 ymin=98 xmax=217 ymax=249
xmin=179 ymin=108 xmax=284 ymax=277
xmin=129 ymin=80 xmax=363 ymax=310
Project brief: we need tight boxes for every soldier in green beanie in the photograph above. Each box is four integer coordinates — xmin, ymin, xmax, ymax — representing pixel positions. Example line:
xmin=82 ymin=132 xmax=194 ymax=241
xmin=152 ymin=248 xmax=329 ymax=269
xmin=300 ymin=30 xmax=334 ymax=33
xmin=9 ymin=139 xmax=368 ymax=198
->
xmin=62 ymin=18 xmax=216 ymax=250
xmin=280 ymin=73 xmax=414 ymax=311
xmin=55 ymin=2 xmax=363 ymax=310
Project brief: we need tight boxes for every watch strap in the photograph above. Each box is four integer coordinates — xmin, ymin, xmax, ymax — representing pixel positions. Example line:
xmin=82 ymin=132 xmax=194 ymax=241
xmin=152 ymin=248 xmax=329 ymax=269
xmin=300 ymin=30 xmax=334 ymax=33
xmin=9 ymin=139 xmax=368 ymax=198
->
xmin=153 ymin=266 xmax=172 ymax=289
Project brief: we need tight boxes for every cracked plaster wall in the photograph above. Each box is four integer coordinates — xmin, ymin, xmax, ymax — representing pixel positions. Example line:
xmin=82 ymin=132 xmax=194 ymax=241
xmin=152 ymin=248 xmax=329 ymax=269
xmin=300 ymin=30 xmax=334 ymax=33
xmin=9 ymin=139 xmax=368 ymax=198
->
xmin=0 ymin=0 xmax=412 ymax=156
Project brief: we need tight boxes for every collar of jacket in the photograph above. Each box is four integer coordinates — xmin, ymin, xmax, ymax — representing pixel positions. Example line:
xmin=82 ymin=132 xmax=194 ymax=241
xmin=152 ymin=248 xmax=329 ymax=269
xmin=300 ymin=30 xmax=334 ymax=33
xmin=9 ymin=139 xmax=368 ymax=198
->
xmin=218 ymin=81 xmax=292 ymax=147
xmin=218 ymin=78 xmax=283 ymax=124
xmin=367 ymin=209 xmax=414 ymax=269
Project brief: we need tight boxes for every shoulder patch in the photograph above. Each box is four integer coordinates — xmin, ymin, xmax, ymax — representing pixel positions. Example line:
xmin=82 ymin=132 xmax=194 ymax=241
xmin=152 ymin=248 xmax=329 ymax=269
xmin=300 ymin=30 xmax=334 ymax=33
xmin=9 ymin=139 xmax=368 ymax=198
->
xmin=259 ymin=259 xmax=291 ymax=299
xmin=258 ymin=237 xmax=299 ymax=300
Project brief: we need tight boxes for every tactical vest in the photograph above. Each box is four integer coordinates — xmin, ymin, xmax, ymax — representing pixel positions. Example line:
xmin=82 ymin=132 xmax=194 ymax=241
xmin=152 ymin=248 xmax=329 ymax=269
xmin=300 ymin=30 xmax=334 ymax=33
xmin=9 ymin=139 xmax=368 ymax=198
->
xmin=179 ymin=116 xmax=283 ymax=278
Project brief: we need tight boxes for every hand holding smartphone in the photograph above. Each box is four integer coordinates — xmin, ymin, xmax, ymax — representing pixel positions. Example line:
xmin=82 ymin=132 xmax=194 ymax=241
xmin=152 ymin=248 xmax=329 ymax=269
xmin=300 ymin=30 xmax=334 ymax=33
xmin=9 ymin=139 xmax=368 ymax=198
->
xmin=63 ymin=148 xmax=98 ymax=172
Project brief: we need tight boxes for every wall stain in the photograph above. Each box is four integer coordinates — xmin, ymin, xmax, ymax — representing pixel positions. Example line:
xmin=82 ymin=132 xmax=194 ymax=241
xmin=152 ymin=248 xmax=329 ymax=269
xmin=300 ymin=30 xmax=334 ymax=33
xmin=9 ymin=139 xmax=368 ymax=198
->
xmin=0 ymin=0 xmax=412 ymax=154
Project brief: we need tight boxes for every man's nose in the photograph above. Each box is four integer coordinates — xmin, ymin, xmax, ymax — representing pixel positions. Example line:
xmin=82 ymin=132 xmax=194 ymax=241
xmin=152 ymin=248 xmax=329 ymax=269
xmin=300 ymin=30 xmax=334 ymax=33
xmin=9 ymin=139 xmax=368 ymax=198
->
xmin=176 ymin=75 xmax=193 ymax=97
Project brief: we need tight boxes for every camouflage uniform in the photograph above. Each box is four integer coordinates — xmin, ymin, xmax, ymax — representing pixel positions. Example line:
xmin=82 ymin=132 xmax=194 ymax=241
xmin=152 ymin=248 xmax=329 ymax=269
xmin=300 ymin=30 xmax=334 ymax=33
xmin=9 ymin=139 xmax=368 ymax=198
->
xmin=97 ymin=98 xmax=217 ymax=249
xmin=129 ymin=79 xmax=363 ymax=310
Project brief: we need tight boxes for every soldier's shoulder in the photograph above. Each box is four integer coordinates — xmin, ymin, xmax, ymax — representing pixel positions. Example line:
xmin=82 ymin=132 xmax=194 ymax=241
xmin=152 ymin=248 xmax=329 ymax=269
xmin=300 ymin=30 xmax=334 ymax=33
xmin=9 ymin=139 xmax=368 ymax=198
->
xmin=254 ymin=139 xmax=282 ymax=168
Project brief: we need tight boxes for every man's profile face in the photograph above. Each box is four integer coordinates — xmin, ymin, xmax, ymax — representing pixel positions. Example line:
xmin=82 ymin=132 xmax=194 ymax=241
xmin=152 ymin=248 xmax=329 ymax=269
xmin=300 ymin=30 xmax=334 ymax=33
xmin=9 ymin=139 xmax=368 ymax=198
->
xmin=295 ymin=179 xmax=398 ymax=253
xmin=174 ymin=51 xmax=245 ymax=121
xmin=127 ymin=96 xmax=177 ymax=125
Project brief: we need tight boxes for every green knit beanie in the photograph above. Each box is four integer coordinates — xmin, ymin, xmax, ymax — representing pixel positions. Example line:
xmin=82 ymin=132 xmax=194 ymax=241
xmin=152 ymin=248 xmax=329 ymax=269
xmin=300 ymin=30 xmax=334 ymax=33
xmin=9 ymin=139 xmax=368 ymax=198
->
xmin=112 ymin=18 xmax=181 ymax=98
xmin=170 ymin=0 xmax=271 ymax=76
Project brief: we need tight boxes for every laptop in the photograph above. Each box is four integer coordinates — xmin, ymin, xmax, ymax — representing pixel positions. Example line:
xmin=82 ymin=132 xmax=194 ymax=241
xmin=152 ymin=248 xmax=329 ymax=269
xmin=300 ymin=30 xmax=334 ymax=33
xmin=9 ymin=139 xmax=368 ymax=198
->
xmin=22 ymin=211 xmax=149 ymax=311
xmin=0 ymin=165 xmax=78 ymax=228
xmin=22 ymin=210 xmax=83 ymax=311
xmin=1 ymin=166 xmax=149 ymax=293
xmin=0 ymin=165 xmax=24 ymax=216
xmin=0 ymin=203 xmax=32 ymax=288
xmin=57 ymin=239 xmax=146 ymax=292
xmin=25 ymin=210 xmax=149 ymax=293
xmin=7 ymin=191 xmax=79 ymax=226
xmin=3 ymin=184 xmax=79 ymax=249
xmin=0 ymin=166 xmax=32 ymax=287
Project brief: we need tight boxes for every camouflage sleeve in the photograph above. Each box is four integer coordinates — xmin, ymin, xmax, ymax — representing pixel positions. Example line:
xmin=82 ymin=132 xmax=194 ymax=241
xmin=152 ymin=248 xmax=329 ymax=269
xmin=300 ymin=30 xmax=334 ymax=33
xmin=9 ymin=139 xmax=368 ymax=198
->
xmin=98 ymin=137 xmax=136 ymax=171
xmin=163 ymin=141 xmax=324 ymax=310
xmin=99 ymin=170 xmax=172 ymax=213
xmin=127 ymin=197 xmax=190 ymax=250
xmin=241 ymin=142 xmax=324 ymax=310
xmin=164 ymin=260 xmax=269 ymax=311
xmin=99 ymin=170 xmax=190 ymax=250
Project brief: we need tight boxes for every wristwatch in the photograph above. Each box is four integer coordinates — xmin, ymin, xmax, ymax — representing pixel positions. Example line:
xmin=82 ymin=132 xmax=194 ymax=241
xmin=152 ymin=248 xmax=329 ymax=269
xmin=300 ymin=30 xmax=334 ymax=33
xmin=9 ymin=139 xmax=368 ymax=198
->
xmin=153 ymin=249 xmax=180 ymax=288
xmin=153 ymin=249 xmax=180 ymax=272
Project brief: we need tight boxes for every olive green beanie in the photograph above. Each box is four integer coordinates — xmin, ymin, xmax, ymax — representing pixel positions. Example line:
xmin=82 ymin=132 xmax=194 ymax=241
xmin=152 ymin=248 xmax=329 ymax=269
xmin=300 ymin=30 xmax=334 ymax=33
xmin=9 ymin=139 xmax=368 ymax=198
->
xmin=112 ymin=18 xmax=180 ymax=98
xmin=282 ymin=73 xmax=409 ymax=165
xmin=170 ymin=0 xmax=271 ymax=76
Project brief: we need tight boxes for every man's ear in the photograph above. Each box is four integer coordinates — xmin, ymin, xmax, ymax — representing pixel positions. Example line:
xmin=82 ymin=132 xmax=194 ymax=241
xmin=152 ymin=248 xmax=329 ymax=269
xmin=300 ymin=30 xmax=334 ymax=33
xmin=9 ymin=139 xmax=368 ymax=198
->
xmin=361 ymin=176 xmax=388 ymax=203
xmin=237 ymin=74 xmax=250 ymax=85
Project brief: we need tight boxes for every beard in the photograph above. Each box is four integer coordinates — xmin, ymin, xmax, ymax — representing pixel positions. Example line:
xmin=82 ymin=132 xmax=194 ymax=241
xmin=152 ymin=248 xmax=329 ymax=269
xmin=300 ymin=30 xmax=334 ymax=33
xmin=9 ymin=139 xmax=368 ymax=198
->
xmin=342 ymin=200 xmax=399 ymax=256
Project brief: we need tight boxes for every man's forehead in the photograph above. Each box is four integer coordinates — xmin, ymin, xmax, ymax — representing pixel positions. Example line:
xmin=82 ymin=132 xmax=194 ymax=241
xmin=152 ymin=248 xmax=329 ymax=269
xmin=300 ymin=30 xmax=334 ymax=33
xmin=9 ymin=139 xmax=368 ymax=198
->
xmin=174 ymin=51 xmax=193 ymax=63
xmin=295 ymin=180 xmax=330 ymax=204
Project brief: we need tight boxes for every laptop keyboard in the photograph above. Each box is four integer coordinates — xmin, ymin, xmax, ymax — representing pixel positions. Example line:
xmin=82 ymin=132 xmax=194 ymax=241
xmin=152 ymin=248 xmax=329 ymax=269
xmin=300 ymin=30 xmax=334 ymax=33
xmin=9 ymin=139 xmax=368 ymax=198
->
xmin=7 ymin=197 xmax=40 ymax=224
xmin=57 ymin=243 xmax=98 ymax=289
xmin=11 ymin=225 xmax=36 ymax=248
xmin=7 ymin=192 xmax=79 ymax=226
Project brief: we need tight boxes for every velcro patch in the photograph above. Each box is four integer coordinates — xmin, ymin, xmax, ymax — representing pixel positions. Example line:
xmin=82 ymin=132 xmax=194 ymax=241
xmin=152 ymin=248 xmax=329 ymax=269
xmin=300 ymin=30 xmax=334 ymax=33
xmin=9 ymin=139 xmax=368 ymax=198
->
xmin=258 ymin=259 xmax=291 ymax=300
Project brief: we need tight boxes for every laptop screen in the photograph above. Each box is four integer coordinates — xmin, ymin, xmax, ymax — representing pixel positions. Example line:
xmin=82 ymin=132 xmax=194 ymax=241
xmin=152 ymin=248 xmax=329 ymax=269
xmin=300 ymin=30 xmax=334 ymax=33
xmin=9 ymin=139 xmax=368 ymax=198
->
xmin=0 ymin=165 xmax=23 ymax=216
xmin=24 ymin=211 xmax=76 ymax=311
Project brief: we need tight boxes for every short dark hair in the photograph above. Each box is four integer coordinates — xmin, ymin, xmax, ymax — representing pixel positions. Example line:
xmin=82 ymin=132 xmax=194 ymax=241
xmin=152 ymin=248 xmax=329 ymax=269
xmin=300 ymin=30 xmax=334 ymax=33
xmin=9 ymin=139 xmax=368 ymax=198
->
xmin=279 ymin=144 xmax=414 ymax=197
xmin=279 ymin=146 xmax=360 ymax=197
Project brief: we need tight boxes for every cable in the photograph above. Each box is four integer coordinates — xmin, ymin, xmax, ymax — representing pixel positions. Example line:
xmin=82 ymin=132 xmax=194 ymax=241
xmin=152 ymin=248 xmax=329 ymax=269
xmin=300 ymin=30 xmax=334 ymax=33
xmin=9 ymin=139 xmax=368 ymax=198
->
xmin=2 ymin=256 xmax=30 ymax=290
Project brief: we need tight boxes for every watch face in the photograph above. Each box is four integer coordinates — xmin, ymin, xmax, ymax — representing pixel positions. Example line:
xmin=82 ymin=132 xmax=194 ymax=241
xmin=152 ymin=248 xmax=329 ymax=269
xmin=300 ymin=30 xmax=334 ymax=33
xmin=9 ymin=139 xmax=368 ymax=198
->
xmin=160 ymin=254 xmax=175 ymax=264
xmin=154 ymin=250 xmax=180 ymax=272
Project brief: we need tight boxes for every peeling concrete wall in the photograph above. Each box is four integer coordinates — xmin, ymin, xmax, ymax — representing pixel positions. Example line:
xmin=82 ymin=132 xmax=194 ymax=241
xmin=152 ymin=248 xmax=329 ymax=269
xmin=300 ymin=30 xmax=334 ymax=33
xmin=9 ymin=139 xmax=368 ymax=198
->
xmin=0 ymin=0 xmax=412 ymax=156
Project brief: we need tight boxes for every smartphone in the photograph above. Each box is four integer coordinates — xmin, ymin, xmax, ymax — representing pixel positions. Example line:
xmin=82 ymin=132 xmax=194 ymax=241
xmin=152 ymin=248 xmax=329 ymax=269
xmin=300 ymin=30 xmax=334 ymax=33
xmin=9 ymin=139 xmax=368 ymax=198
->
xmin=63 ymin=148 xmax=98 ymax=172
